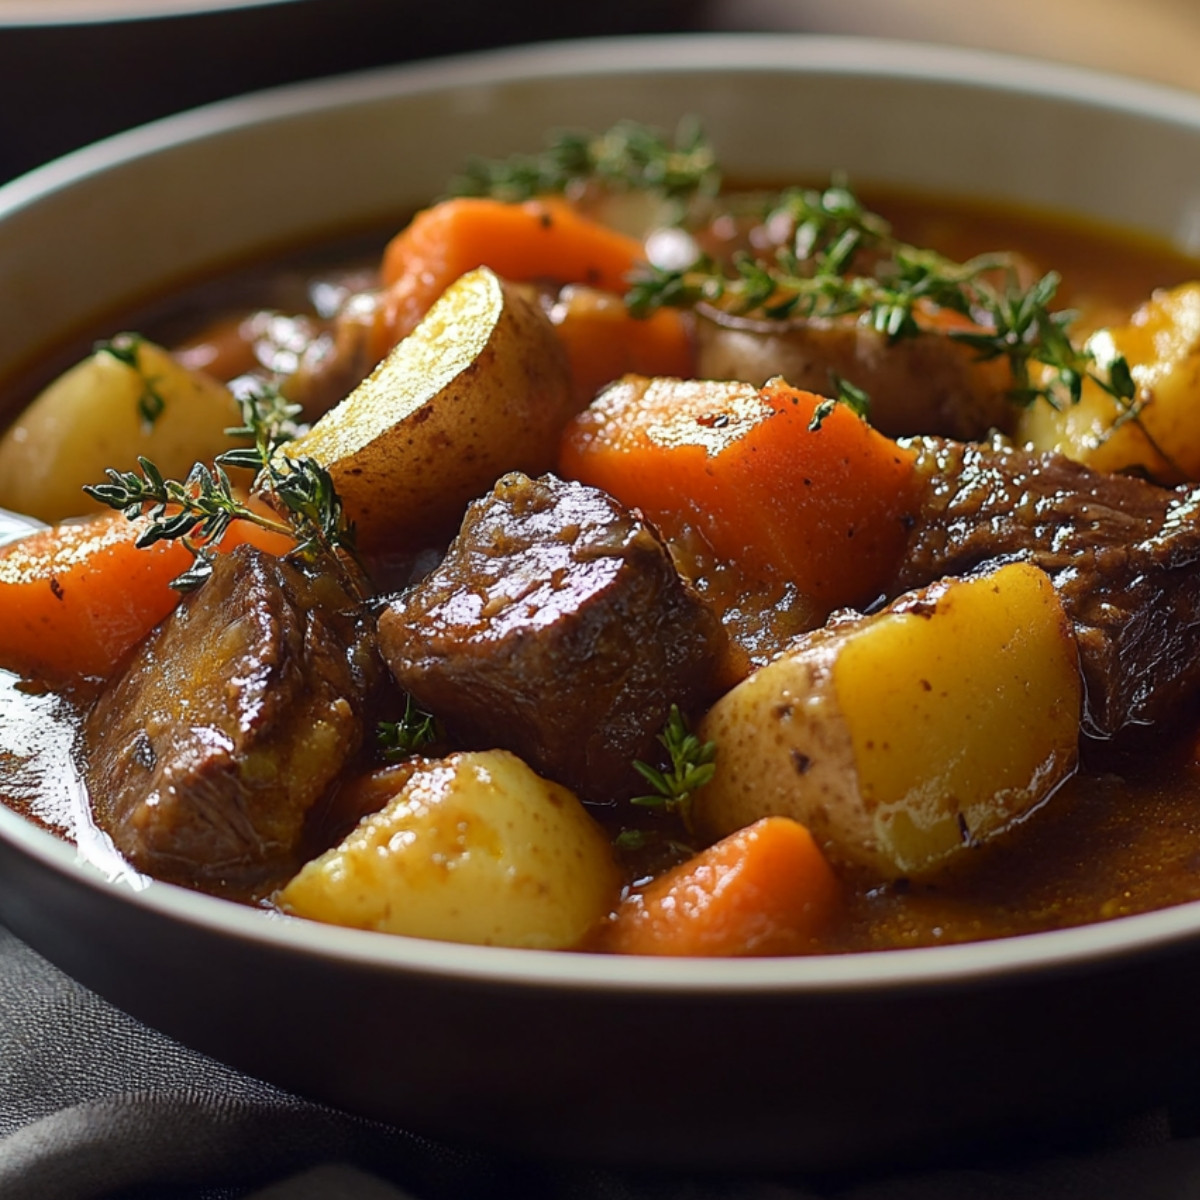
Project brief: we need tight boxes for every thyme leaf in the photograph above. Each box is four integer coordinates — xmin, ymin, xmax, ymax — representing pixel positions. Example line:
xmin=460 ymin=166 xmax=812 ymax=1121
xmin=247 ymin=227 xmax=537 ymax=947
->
xmin=95 ymin=333 xmax=168 ymax=428
xmin=809 ymin=373 xmax=872 ymax=430
xmin=448 ymin=118 xmax=720 ymax=204
xmin=626 ymin=181 xmax=1137 ymax=416
xmin=378 ymin=695 xmax=440 ymax=760
xmin=83 ymin=384 xmax=359 ymax=593
xmin=630 ymin=704 xmax=716 ymax=835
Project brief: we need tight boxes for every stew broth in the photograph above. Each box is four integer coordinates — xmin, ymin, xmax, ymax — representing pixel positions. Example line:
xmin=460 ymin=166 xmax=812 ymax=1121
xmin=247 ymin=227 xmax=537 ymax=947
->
xmin=3 ymin=185 xmax=1200 ymax=954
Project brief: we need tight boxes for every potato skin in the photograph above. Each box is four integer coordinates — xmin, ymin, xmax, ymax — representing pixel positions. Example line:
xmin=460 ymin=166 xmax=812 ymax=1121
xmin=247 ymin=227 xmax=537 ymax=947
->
xmin=282 ymin=267 xmax=575 ymax=552
xmin=0 ymin=339 xmax=240 ymax=522
xmin=278 ymin=749 xmax=620 ymax=949
xmin=694 ymin=562 xmax=1082 ymax=879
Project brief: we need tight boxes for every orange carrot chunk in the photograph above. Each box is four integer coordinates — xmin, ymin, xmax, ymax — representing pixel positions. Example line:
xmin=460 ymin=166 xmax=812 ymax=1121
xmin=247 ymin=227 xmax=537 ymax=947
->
xmin=605 ymin=817 xmax=840 ymax=957
xmin=547 ymin=285 xmax=694 ymax=405
xmin=560 ymin=376 xmax=920 ymax=612
xmin=0 ymin=507 xmax=293 ymax=683
xmin=376 ymin=196 xmax=649 ymax=343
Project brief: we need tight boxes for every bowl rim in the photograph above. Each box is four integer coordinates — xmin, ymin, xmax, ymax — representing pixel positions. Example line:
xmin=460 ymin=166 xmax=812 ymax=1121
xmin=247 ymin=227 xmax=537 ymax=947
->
xmin=7 ymin=32 xmax=1200 ymax=217
xmin=6 ymin=32 xmax=1200 ymax=999
xmin=0 ymin=0 xmax=302 ymax=28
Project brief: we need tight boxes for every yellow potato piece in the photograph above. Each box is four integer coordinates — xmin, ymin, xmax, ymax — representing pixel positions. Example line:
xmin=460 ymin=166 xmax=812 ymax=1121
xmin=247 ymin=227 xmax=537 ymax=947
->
xmin=278 ymin=750 xmax=620 ymax=949
xmin=0 ymin=338 xmax=240 ymax=522
xmin=1018 ymin=282 xmax=1200 ymax=481
xmin=282 ymin=266 xmax=574 ymax=552
xmin=695 ymin=562 xmax=1082 ymax=878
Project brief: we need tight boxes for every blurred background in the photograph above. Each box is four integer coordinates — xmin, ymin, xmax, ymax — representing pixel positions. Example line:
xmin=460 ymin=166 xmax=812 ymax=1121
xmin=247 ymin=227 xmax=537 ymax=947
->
xmin=1 ymin=0 xmax=1198 ymax=182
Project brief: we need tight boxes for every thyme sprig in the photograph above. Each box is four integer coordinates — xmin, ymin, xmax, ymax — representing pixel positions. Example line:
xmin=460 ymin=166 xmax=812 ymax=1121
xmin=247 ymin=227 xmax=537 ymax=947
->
xmin=448 ymin=118 xmax=720 ymax=204
xmin=378 ymin=695 xmax=440 ymax=760
xmin=95 ymin=332 xmax=168 ymax=428
xmin=218 ymin=383 xmax=305 ymax=467
xmin=630 ymin=704 xmax=716 ymax=835
xmin=83 ymin=385 xmax=359 ymax=593
xmin=627 ymin=182 xmax=1137 ymax=415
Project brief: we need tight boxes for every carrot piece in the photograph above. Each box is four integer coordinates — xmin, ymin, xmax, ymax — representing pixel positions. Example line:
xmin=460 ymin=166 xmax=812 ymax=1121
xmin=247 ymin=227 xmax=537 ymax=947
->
xmin=548 ymin=285 xmax=694 ymax=405
xmin=560 ymin=376 xmax=920 ymax=612
xmin=0 ymin=507 xmax=293 ymax=683
xmin=604 ymin=817 xmax=840 ymax=957
xmin=375 ymin=196 xmax=648 ymax=350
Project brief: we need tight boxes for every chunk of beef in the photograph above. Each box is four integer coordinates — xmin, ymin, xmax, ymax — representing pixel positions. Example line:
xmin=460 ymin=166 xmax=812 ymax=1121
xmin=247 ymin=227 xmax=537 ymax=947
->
xmin=890 ymin=436 xmax=1200 ymax=737
xmin=377 ymin=472 xmax=727 ymax=805
xmin=695 ymin=311 xmax=1015 ymax=441
xmin=85 ymin=545 xmax=377 ymax=894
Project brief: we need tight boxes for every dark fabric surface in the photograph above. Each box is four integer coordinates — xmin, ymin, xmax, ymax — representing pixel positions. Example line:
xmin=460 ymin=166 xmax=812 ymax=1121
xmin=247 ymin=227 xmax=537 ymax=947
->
xmin=5 ymin=921 xmax=1200 ymax=1199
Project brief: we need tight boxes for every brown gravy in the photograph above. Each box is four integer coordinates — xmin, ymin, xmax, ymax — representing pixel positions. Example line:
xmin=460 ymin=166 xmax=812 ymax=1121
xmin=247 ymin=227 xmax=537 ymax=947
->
xmin=4 ymin=190 xmax=1200 ymax=953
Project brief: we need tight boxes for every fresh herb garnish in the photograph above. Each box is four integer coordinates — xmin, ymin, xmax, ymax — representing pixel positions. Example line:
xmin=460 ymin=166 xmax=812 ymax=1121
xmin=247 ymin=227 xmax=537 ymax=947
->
xmin=809 ymin=373 xmax=872 ymax=430
xmin=95 ymin=332 xmax=168 ymax=428
xmin=83 ymin=384 xmax=360 ymax=593
xmin=378 ymin=695 xmax=440 ymax=760
xmin=627 ymin=181 xmax=1138 ymax=416
xmin=217 ymin=382 xmax=305 ymax=467
xmin=630 ymin=704 xmax=716 ymax=835
xmin=448 ymin=118 xmax=720 ymax=204
xmin=614 ymin=827 xmax=697 ymax=859
xmin=614 ymin=828 xmax=654 ymax=851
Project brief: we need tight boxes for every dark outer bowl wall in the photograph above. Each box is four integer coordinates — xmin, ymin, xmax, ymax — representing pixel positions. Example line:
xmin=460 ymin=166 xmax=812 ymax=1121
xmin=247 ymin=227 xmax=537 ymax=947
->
xmin=2 ymin=806 xmax=1200 ymax=1169
xmin=6 ymin=37 xmax=1200 ymax=1168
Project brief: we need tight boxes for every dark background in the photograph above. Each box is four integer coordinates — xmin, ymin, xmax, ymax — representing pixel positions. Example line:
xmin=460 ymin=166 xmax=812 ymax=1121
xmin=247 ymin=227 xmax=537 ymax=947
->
xmin=0 ymin=0 xmax=700 ymax=183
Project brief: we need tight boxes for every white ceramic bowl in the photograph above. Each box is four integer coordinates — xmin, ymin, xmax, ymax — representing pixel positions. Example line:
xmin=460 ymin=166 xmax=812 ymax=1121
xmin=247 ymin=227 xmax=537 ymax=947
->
xmin=4 ymin=36 xmax=1200 ymax=1168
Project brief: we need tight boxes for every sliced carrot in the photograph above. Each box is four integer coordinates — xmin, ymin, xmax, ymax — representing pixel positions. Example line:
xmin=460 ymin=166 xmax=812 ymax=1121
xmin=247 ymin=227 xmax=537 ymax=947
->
xmin=0 ymin=505 xmax=293 ymax=684
xmin=604 ymin=817 xmax=840 ymax=957
xmin=560 ymin=376 xmax=920 ymax=612
xmin=548 ymin=285 xmax=694 ymax=405
xmin=374 ymin=196 xmax=649 ymax=351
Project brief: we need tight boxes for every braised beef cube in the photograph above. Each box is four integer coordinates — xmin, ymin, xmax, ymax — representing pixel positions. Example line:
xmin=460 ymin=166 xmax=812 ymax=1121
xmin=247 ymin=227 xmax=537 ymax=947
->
xmin=85 ymin=544 xmax=377 ymax=894
xmin=891 ymin=436 xmax=1200 ymax=737
xmin=377 ymin=472 xmax=726 ymax=804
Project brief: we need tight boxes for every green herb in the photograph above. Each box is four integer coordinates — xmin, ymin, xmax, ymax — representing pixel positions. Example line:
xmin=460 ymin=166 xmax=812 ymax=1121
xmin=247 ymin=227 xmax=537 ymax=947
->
xmin=82 ymin=385 xmax=359 ymax=593
xmin=614 ymin=828 xmax=653 ymax=851
xmin=809 ymin=373 xmax=872 ymax=430
xmin=448 ymin=118 xmax=720 ymax=204
xmin=95 ymin=333 xmax=168 ymax=428
xmin=378 ymin=696 xmax=440 ymax=760
xmin=626 ymin=181 xmax=1137 ymax=416
xmin=614 ymin=827 xmax=697 ymax=859
xmin=217 ymin=382 xmax=304 ymax=467
xmin=630 ymin=704 xmax=716 ymax=834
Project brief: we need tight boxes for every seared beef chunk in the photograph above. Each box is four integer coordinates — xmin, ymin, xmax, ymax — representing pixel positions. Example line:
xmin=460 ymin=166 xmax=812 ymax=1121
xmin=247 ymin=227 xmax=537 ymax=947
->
xmin=695 ymin=311 xmax=1015 ymax=442
xmin=377 ymin=472 xmax=727 ymax=804
xmin=891 ymin=437 xmax=1200 ymax=737
xmin=85 ymin=545 xmax=377 ymax=894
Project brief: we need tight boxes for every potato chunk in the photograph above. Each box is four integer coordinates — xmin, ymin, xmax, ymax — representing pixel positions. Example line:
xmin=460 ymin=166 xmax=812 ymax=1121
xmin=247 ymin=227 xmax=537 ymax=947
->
xmin=282 ymin=266 xmax=574 ymax=552
xmin=1018 ymin=282 xmax=1200 ymax=481
xmin=0 ymin=338 xmax=241 ymax=522
xmin=694 ymin=562 xmax=1081 ymax=878
xmin=278 ymin=750 xmax=619 ymax=949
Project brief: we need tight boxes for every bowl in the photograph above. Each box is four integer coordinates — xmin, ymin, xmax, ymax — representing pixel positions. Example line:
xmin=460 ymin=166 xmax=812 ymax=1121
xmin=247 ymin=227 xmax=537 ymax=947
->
xmin=4 ymin=35 xmax=1200 ymax=1170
